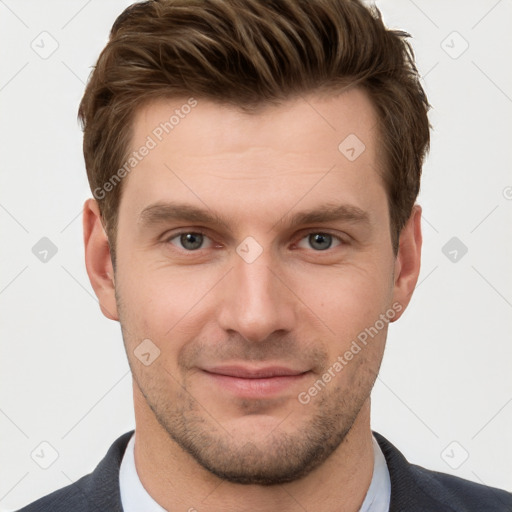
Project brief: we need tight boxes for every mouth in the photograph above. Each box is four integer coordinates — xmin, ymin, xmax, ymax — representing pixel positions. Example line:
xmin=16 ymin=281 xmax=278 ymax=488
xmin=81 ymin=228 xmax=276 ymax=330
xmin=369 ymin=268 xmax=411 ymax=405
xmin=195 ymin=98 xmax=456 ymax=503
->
xmin=200 ymin=365 xmax=311 ymax=398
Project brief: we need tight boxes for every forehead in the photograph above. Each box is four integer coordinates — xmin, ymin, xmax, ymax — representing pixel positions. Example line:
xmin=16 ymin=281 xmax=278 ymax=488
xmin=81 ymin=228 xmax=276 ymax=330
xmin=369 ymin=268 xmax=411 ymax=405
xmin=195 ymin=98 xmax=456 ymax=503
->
xmin=131 ymin=88 xmax=379 ymax=162
xmin=119 ymin=89 xmax=386 ymax=227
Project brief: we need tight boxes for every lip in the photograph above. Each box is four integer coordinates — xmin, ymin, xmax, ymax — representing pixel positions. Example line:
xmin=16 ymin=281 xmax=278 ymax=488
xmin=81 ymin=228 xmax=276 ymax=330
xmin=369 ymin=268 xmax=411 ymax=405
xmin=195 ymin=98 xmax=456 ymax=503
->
xmin=200 ymin=365 xmax=310 ymax=398
xmin=204 ymin=365 xmax=307 ymax=378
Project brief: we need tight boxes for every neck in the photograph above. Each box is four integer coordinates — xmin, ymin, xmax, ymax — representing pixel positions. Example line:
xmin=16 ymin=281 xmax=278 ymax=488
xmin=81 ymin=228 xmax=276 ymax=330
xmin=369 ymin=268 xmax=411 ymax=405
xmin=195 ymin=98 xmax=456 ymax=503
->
xmin=132 ymin=382 xmax=374 ymax=512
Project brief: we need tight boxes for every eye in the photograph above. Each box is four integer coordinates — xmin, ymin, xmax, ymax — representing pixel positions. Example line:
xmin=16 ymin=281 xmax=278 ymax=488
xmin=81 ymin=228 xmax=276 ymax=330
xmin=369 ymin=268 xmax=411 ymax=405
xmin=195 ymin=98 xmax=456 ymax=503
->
xmin=166 ymin=231 xmax=213 ymax=251
xmin=296 ymin=232 xmax=342 ymax=251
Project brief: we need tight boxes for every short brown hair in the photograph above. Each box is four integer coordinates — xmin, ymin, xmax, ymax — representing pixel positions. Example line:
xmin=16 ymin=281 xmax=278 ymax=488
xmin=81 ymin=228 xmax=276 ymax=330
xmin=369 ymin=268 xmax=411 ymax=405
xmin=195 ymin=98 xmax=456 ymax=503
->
xmin=78 ymin=0 xmax=430 ymax=262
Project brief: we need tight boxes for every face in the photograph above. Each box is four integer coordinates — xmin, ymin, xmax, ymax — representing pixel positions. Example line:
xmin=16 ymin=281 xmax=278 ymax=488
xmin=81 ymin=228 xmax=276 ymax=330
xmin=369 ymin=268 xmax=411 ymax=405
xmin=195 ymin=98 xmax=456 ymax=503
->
xmin=104 ymin=89 xmax=411 ymax=484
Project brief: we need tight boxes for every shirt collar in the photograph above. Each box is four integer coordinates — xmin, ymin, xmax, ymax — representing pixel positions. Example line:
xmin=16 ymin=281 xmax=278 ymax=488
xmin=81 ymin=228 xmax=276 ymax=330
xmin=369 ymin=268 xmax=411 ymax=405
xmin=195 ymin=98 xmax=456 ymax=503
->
xmin=119 ymin=432 xmax=166 ymax=512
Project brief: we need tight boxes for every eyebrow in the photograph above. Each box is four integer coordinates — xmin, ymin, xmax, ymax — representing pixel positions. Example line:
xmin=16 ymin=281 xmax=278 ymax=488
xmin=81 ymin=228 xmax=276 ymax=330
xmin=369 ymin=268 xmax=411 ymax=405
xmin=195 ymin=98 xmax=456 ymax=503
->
xmin=276 ymin=202 xmax=370 ymax=229
xmin=137 ymin=201 xmax=370 ymax=232
xmin=138 ymin=202 xmax=231 ymax=231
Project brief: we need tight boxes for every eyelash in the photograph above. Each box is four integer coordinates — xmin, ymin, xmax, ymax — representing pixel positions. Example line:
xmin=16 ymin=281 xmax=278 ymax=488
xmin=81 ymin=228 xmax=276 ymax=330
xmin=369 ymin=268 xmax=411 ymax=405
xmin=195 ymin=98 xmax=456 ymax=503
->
xmin=163 ymin=229 xmax=347 ymax=253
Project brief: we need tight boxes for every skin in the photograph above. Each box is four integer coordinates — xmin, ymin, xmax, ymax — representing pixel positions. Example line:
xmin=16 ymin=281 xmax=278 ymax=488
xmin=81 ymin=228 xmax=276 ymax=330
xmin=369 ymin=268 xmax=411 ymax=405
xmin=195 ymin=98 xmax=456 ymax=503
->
xmin=84 ymin=88 xmax=422 ymax=512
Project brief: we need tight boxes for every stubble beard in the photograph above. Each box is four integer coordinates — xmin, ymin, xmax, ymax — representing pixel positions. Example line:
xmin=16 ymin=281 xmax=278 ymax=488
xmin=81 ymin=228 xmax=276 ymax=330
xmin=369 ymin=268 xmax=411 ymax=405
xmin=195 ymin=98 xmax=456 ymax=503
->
xmin=131 ymin=363 xmax=376 ymax=486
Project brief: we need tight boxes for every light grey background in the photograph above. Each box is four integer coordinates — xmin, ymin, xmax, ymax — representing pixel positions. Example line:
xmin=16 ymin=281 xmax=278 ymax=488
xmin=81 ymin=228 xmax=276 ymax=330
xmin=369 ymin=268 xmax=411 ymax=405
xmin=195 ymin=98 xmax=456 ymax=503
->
xmin=1 ymin=0 xmax=511 ymax=510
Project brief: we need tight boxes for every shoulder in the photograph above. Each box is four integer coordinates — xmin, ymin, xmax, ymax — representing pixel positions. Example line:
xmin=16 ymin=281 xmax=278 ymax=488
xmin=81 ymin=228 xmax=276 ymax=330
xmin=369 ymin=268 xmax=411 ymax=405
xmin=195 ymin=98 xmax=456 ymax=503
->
xmin=16 ymin=431 xmax=133 ymax=512
xmin=15 ymin=475 xmax=96 ymax=512
xmin=374 ymin=432 xmax=512 ymax=512
xmin=407 ymin=461 xmax=512 ymax=511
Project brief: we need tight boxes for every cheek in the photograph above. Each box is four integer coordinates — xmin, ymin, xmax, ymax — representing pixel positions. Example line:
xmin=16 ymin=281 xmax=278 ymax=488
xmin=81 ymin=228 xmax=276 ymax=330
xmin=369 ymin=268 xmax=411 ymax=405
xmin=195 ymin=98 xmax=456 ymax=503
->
xmin=115 ymin=260 xmax=217 ymax=353
xmin=299 ymin=261 xmax=394 ymax=339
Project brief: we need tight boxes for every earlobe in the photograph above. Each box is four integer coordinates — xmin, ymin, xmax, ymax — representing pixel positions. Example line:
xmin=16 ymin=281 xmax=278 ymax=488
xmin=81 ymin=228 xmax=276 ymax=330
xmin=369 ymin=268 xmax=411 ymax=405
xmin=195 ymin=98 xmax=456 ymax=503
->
xmin=390 ymin=205 xmax=422 ymax=322
xmin=83 ymin=198 xmax=119 ymax=321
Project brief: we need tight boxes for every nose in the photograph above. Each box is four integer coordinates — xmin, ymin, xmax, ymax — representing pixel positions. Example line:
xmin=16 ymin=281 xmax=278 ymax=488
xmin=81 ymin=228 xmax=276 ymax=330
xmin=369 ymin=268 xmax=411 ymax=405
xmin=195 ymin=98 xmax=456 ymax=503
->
xmin=216 ymin=247 xmax=297 ymax=343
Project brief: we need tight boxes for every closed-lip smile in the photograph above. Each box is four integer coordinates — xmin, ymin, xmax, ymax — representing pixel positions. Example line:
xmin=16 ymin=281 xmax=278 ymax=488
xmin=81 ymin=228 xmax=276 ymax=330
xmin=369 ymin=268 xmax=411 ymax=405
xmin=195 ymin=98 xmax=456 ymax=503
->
xmin=203 ymin=365 xmax=308 ymax=378
xmin=200 ymin=365 xmax=311 ymax=398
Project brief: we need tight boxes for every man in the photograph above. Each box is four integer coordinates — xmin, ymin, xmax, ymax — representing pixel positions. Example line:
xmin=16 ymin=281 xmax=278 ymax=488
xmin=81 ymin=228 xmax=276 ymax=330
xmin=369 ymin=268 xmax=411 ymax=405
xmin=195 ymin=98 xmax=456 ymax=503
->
xmin=17 ymin=0 xmax=512 ymax=510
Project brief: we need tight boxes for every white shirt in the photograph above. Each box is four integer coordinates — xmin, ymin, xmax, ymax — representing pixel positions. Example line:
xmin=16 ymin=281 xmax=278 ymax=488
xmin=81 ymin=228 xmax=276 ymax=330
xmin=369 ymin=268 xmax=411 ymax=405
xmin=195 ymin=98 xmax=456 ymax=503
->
xmin=119 ymin=433 xmax=166 ymax=512
xmin=119 ymin=433 xmax=391 ymax=512
xmin=359 ymin=436 xmax=391 ymax=512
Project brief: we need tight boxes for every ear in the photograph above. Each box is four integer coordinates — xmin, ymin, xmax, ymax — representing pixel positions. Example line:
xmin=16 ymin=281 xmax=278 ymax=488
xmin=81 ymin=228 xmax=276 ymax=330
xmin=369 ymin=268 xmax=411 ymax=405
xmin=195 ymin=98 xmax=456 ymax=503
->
xmin=390 ymin=204 xmax=422 ymax=321
xmin=83 ymin=198 xmax=119 ymax=321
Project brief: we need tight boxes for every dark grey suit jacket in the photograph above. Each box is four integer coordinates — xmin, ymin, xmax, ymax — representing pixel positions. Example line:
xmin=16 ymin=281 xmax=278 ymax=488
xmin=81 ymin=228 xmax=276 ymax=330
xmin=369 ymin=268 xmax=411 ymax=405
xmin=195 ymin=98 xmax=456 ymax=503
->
xmin=17 ymin=430 xmax=512 ymax=511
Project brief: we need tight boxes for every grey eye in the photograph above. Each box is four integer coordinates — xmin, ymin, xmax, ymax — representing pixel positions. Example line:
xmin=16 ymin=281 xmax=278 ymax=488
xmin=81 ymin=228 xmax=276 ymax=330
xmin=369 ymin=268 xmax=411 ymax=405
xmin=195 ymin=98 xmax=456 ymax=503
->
xmin=296 ymin=232 xmax=342 ymax=252
xmin=169 ymin=232 xmax=207 ymax=250
xmin=180 ymin=233 xmax=203 ymax=250
xmin=307 ymin=233 xmax=333 ymax=251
